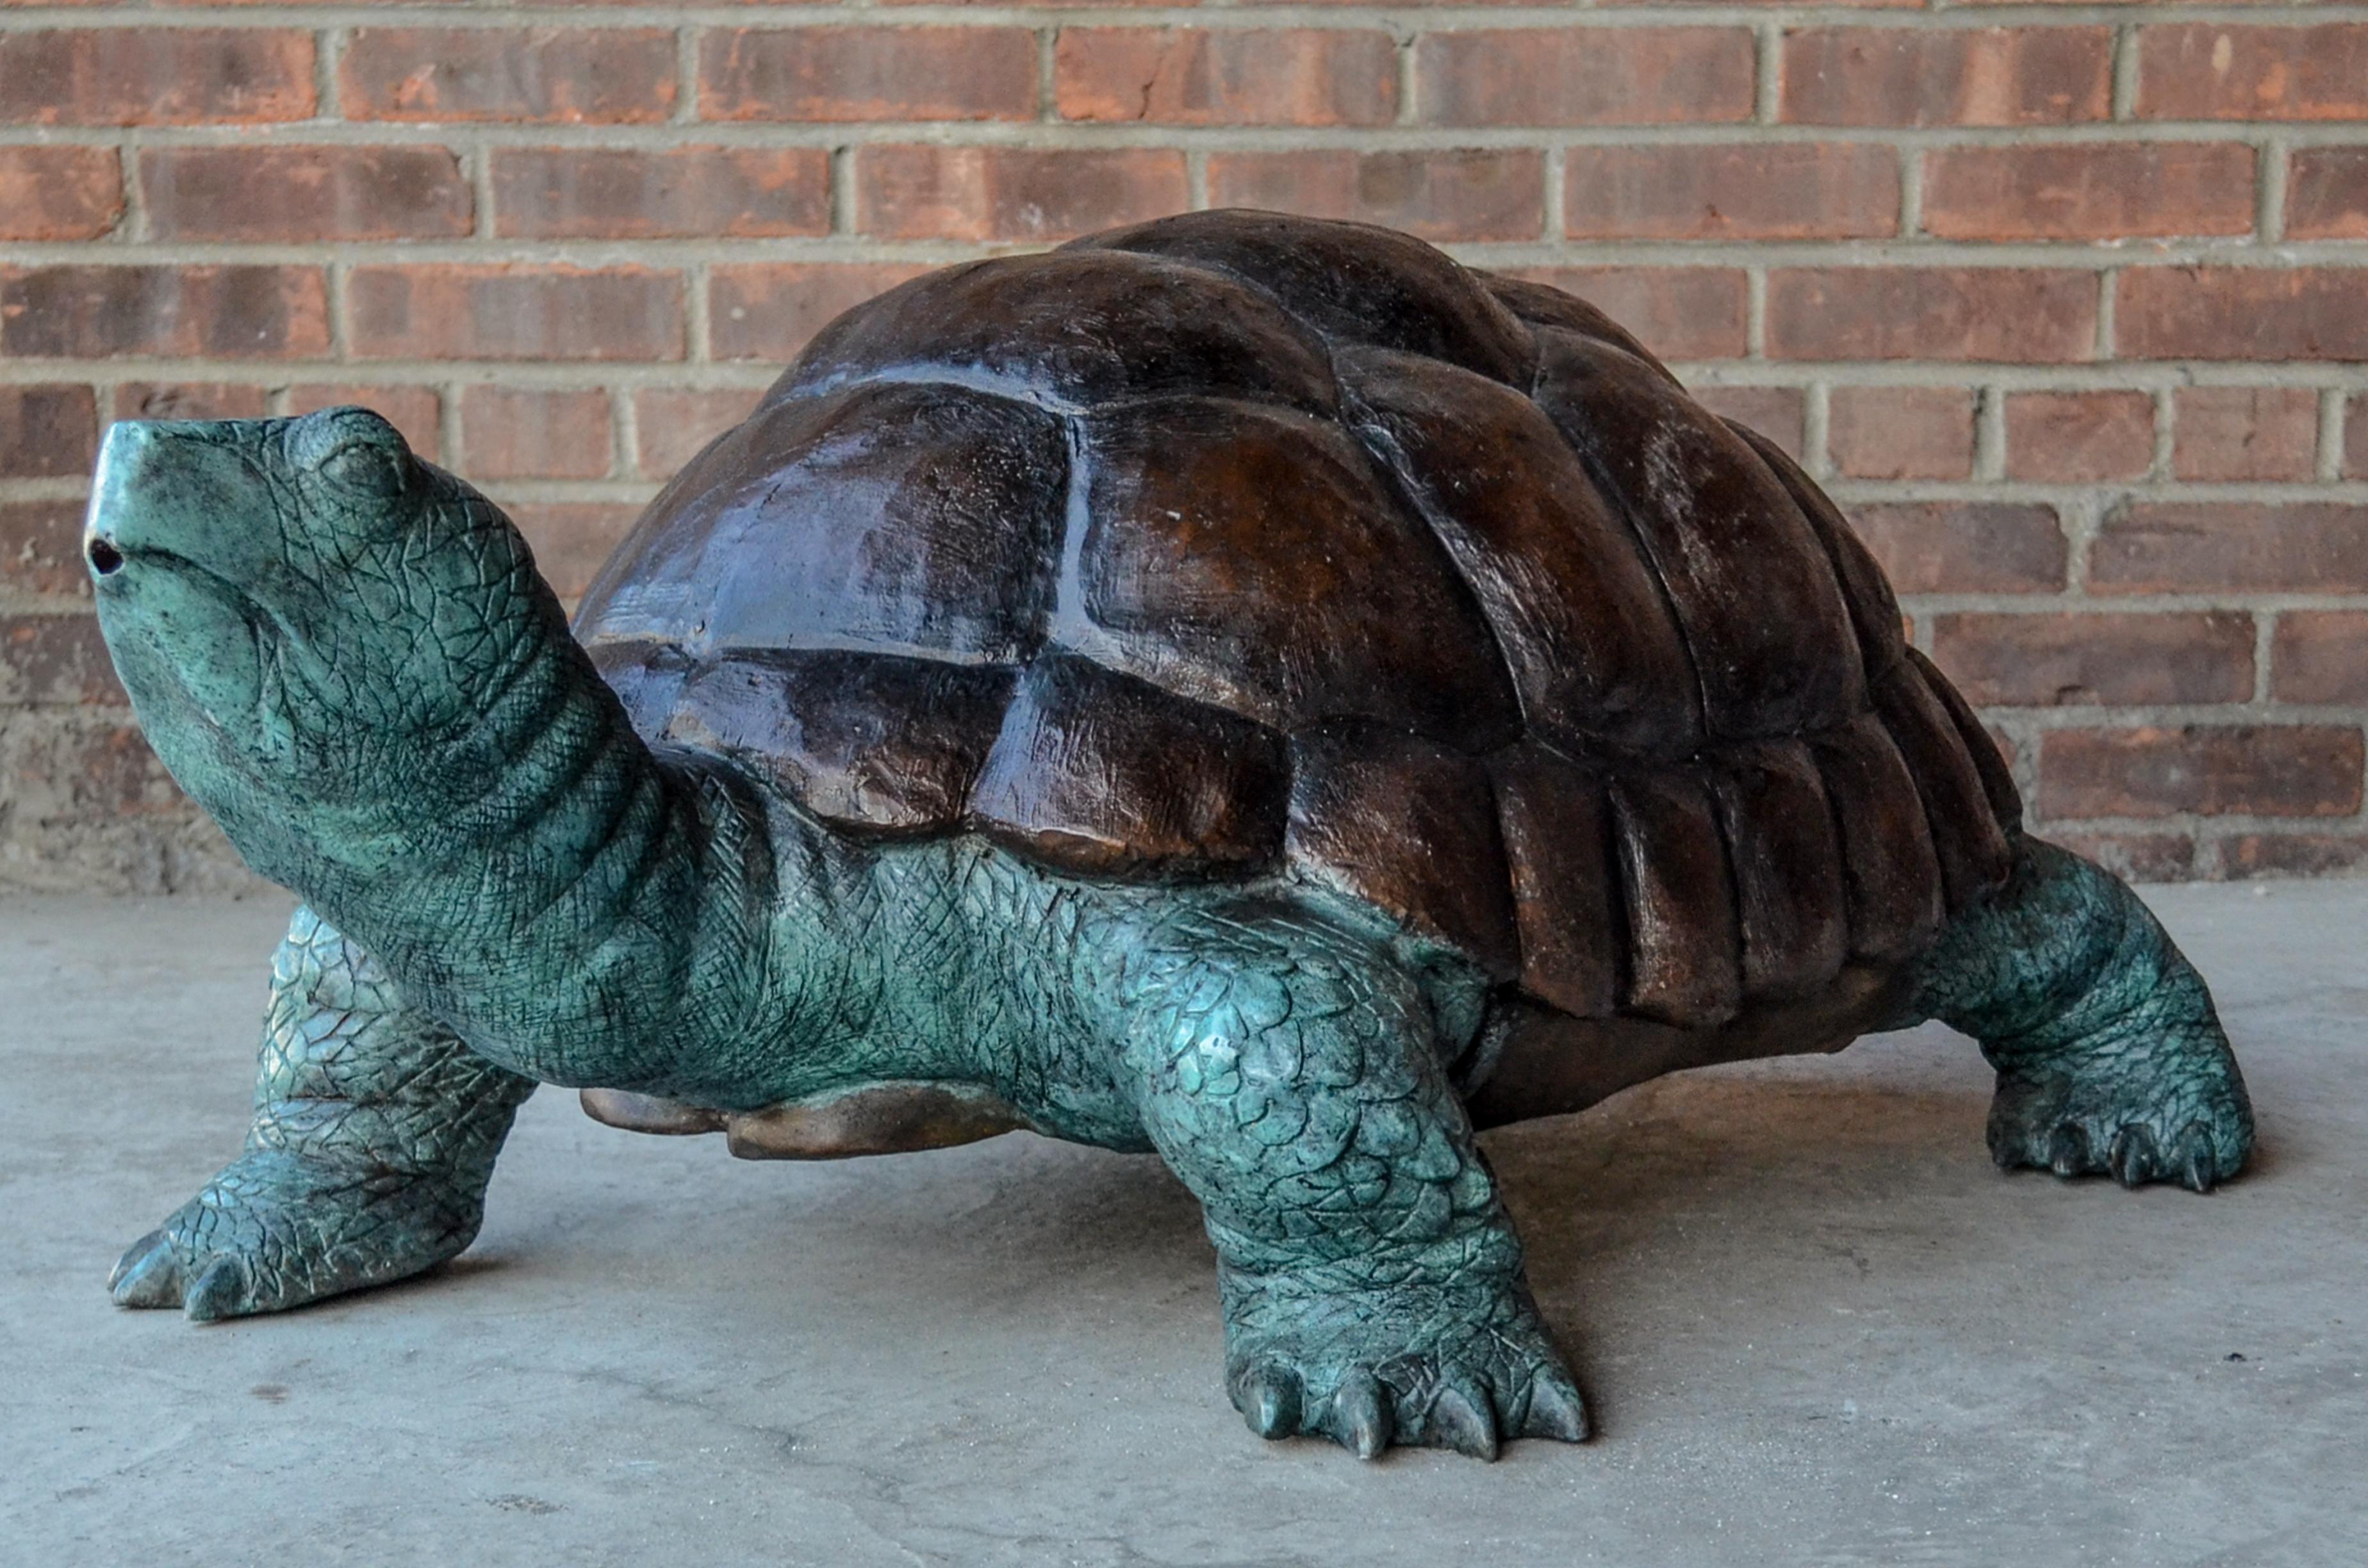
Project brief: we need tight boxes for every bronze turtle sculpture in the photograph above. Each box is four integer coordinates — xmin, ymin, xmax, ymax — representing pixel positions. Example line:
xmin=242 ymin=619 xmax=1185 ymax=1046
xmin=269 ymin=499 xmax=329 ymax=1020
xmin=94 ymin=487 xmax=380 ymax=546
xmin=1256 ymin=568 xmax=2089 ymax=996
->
xmin=88 ymin=210 xmax=2251 ymax=1460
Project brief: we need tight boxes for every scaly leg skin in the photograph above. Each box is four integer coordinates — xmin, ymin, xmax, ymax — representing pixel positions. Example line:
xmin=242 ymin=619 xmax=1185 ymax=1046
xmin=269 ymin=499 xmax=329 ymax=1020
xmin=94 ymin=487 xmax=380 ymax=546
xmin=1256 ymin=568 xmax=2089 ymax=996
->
xmin=1100 ymin=908 xmax=1587 ymax=1461
xmin=109 ymin=906 xmax=537 ymax=1321
xmin=1909 ymin=837 xmax=2254 ymax=1192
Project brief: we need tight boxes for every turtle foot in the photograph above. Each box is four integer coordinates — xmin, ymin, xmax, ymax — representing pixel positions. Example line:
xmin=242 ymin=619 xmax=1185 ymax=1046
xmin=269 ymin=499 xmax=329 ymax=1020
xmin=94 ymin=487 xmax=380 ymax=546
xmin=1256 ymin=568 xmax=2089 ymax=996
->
xmin=1988 ymin=1046 xmax=2253 ymax=1194
xmin=109 ymin=1148 xmax=486 ymax=1321
xmin=1222 ymin=1270 xmax=1588 ymax=1461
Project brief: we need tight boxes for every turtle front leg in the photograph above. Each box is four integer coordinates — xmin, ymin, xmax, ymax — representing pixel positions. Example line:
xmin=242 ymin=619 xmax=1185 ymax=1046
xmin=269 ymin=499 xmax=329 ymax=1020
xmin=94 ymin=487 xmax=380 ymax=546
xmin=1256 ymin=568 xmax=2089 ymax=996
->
xmin=110 ymin=906 xmax=536 ymax=1320
xmin=1909 ymin=837 xmax=2253 ymax=1191
xmin=1102 ymin=913 xmax=1586 ymax=1460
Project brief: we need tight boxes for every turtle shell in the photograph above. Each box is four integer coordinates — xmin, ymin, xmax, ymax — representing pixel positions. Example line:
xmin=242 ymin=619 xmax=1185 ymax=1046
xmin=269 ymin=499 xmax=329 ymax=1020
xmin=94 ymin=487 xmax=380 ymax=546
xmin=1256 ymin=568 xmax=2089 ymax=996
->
xmin=575 ymin=210 xmax=2019 ymax=1031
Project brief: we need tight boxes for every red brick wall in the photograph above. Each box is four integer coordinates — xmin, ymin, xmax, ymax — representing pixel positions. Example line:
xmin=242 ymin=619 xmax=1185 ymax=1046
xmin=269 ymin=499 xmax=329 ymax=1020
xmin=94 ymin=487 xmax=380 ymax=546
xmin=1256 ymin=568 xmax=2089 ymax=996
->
xmin=1 ymin=3 xmax=2363 ymax=890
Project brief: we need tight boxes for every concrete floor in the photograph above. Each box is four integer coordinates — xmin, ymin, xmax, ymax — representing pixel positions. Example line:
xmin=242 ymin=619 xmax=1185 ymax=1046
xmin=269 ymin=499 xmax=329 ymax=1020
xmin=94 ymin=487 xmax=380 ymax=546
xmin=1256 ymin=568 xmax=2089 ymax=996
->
xmin=1 ymin=888 xmax=2363 ymax=1567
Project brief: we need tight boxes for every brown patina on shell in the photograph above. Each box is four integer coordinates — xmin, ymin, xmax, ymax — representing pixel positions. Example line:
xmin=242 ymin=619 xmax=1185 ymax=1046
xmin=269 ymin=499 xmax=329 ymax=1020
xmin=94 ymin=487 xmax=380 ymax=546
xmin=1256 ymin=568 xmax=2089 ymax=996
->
xmin=577 ymin=210 xmax=2019 ymax=1052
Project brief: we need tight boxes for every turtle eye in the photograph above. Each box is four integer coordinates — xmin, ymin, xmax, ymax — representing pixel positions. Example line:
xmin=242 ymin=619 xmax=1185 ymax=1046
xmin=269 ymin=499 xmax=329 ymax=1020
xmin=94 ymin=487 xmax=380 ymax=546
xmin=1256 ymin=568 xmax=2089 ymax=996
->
xmin=317 ymin=438 xmax=410 ymax=500
xmin=290 ymin=405 xmax=411 ymax=499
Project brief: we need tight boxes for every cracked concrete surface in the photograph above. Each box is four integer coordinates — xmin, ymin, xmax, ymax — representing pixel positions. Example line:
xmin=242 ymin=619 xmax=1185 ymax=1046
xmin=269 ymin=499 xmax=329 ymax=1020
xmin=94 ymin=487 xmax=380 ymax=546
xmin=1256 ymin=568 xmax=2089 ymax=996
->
xmin=4 ymin=885 xmax=2365 ymax=1566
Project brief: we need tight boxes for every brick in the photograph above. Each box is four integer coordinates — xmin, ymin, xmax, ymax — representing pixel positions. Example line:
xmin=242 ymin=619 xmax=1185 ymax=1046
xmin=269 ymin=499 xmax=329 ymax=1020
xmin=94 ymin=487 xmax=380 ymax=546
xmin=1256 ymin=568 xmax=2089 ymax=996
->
xmin=2090 ymin=503 xmax=2368 ymax=594
xmin=0 ymin=717 xmax=186 ymax=824
xmin=1848 ymin=502 xmax=2067 ymax=594
xmin=1056 ymin=28 xmax=1395 ymax=126
xmin=855 ymin=147 xmax=1188 ymax=243
xmin=1562 ymin=142 xmax=1897 ymax=241
xmin=461 ymin=388 xmax=614 ymax=482
xmin=113 ymin=383 xmax=270 ymax=422
xmin=0 ymin=147 xmax=120 ymax=240
xmin=2221 ymin=834 xmax=2368 ymax=878
xmin=2052 ymin=833 xmax=2197 ymax=884
xmin=710 ymin=263 xmax=932 ymax=362
xmin=493 ymin=148 xmax=830 ymax=240
xmin=342 ymin=28 xmax=677 ymax=124
xmin=0 ymin=617 xmax=121 ymax=707
xmin=700 ymin=28 xmax=1036 ymax=122
xmin=2038 ymin=726 xmax=2362 ymax=820
xmin=1829 ymin=386 xmax=1976 ymax=480
xmin=2005 ymin=391 xmax=2155 ymax=482
xmin=1921 ymin=143 xmax=2255 ymax=241
xmin=1691 ymin=386 xmax=1807 ymax=462
xmin=1500 ymin=268 xmax=1750 ymax=361
xmin=0 ymin=266 xmax=329 ymax=360
xmin=1930 ymin=610 xmax=2254 ymax=706
xmin=1206 ymin=150 xmax=1545 ymax=242
xmin=0 ymin=501 xmax=94 ymax=600
xmin=1415 ymin=29 xmax=1755 ymax=127
xmin=0 ymin=386 xmax=99 ymax=480
xmin=2288 ymin=149 xmax=2368 ymax=241
xmin=2271 ymin=612 xmax=2368 ymax=705
xmin=2351 ymin=397 xmax=2368 ymax=480
xmin=508 ymin=503 xmax=645 ymax=601
xmin=0 ymin=29 xmax=314 ymax=125
xmin=2120 ymin=268 xmax=2368 ymax=362
xmin=2173 ymin=387 xmax=2319 ymax=482
xmin=2137 ymin=26 xmax=2368 ymax=122
xmin=347 ymin=267 xmax=684 ymax=362
xmin=283 ymin=385 xmax=443 ymax=461
xmin=1767 ymin=269 xmax=2098 ymax=363
xmin=1782 ymin=28 xmax=2112 ymax=127
xmin=142 ymin=147 xmax=472 ymax=242
xmin=634 ymin=388 xmax=769 ymax=478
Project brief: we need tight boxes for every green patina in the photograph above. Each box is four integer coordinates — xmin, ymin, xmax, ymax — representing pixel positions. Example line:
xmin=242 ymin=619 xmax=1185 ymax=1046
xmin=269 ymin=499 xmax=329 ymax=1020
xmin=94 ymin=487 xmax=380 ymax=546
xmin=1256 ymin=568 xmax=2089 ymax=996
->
xmin=89 ymin=409 xmax=2252 ymax=1461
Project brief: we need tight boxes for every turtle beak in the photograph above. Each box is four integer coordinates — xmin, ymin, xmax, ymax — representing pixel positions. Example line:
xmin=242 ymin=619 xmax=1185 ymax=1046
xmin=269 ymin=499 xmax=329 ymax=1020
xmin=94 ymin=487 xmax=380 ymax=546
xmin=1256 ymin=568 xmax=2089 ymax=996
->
xmin=85 ymin=419 xmax=278 ymax=589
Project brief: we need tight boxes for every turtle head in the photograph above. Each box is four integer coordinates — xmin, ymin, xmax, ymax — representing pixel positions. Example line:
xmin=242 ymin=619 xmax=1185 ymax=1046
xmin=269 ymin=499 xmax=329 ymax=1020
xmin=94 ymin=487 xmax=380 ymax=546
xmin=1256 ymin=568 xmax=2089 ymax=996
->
xmin=86 ymin=406 xmax=565 ymax=880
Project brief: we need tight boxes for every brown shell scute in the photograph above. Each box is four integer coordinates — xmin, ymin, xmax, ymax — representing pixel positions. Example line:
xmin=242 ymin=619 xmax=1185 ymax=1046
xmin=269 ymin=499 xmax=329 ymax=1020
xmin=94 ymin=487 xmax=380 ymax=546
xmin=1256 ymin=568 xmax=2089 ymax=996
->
xmin=573 ymin=209 xmax=2021 ymax=1033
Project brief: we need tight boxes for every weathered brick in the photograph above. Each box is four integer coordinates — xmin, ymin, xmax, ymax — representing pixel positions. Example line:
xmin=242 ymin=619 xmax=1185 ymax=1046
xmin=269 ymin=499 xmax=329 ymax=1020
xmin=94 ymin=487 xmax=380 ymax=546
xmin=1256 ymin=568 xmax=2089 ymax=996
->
xmin=0 ymin=617 xmax=121 ymax=707
xmin=0 ymin=386 xmax=99 ymax=480
xmin=1931 ymin=610 xmax=2254 ymax=706
xmin=113 ymin=383 xmax=270 ymax=422
xmin=1768 ymin=269 xmax=2097 ymax=362
xmin=1502 ymin=268 xmax=1750 ymax=361
xmin=1829 ymin=386 xmax=1976 ymax=480
xmin=0 ymin=266 xmax=329 ymax=359
xmin=855 ymin=147 xmax=1188 ymax=243
xmin=2173 ymin=387 xmax=2320 ymax=482
xmin=2287 ymin=149 xmax=2368 ymax=241
xmin=0 ymin=29 xmax=314 ymax=125
xmin=0 ymin=717 xmax=187 ymax=825
xmin=143 ymin=147 xmax=473 ymax=242
xmin=508 ymin=503 xmax=645 ymax=601
xmin=2005 ymin=391 xmax=2155 ymax=482
xmin=2349 ymin=396 xmax=2368 ymax=480
xmin=2120 ymin=269 xmax=2368 ymax=361
xmin=1415 ymin=29 xmax=1755 ymax=127
xmin=709 ymin=263 xmax=932 ymax=363
xmin=460 ymin=388 xmax=614 ymax=481
xmin=2271 ymin=611 xmax=2368 ymax=705
xmin=2221 ymin=834 xmax=2368 ymax=879
xmin=1921 ymin=143 xmax=2255 ymax=241
xmin=2051 ymin=832 xmax=2198 ymax=885
xmin=346 ymin=266 xmax=685 ymax=362
xmin=700 ymin=27 xmax=1037 ymax=122
xmin=1564 ymin=143 xmax=1898 ymax=241
xmin=2091 ymin=504 xmax=2368 ymax=594
xmin=1206 ymin=150 xmax=1545 ymax=241
xmin=1691 ymin=386 xmax=1807 ymax=462
xmin=284 ymin=385 xmax=443 ymax=461
xmin=634 ymin=388 xmax=767 ymax=479
xmin=2039 ymin=726 xmax=2362 ymax=820
xmin=493 ymin=148 xmax=830 ymax=240
xmin=342 ymin=28 xmax=677 ymax=124
xmin=1056 ymin=28 xmax=1395 ymax=126
xmin=0 ymin=501 xmax=94 ymax=601
xmin=1782 ymin=28 xmax=2112 ymax=127
xmin=0 ymin=146 xmax=120 ymax=240
xmin=1848 ymin=502 xmax=2068 ymax=594
xmin=2138 ymin=26 xmax=2368 ymax=122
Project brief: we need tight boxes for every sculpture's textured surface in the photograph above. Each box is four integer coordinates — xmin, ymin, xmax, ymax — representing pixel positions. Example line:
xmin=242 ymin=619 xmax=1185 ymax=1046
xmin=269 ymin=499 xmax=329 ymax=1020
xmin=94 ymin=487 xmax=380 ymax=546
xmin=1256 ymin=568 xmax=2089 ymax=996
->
xmin=88 ymin=211 xmax=2253 ymax=1460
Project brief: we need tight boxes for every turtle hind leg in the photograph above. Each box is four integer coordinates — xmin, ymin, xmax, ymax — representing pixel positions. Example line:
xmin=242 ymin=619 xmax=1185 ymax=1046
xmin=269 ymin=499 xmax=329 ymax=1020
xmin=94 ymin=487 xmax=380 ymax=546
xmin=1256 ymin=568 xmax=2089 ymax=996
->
xmin=1908 ymin=836 xmax=2253 ymax=1192
xmin=1091 ymin=906 xmax=1587 ymax=1460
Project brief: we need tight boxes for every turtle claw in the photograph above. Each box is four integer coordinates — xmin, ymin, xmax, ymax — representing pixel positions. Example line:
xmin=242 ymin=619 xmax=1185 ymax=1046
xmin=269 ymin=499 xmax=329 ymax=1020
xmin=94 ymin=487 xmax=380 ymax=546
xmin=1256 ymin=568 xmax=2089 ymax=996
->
xmin=1332 ymin=1373 xmax=1392 ymax=1461
xmin=108 ymin=1229 xmax=183 ymax=1309
xmin=1522 ymin=1371 xmax=1591 ymax=1444
xmin=1235 ymin=1364 xmax=1303 ymax=1441
xmin=2171 ymin=1124 xmax=2219 ymax=1194
xmin=1428 ymin=1380 xmax=1499 ymax=1462
xmin=2047 ymin=1122 xmax=2090 ymax=1178
xmin=183 ymin=1256 xmax=249 ymax=1324
xmin=2108 ymin=1125 xmax=2160 ymax=1189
